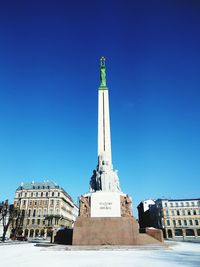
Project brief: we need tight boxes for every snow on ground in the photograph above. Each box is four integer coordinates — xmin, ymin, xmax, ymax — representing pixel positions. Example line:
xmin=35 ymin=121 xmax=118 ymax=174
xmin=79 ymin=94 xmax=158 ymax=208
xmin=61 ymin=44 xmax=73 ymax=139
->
xmin=0 ymin=241 xmax=200 ymax=267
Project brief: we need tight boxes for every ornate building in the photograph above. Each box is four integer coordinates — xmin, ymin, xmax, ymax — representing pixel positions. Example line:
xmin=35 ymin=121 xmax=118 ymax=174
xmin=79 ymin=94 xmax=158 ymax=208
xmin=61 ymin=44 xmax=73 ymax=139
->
xmin=138 ymin=198 xmax=200 ymax=239
xmin=13 ymin=181 xmax=78 ymax=239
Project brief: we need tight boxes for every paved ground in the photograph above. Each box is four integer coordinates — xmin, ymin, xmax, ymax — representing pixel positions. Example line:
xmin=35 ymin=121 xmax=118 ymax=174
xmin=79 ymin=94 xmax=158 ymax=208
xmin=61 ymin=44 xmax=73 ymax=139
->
xmin=0 ymin=241 xmax=200 ymax=267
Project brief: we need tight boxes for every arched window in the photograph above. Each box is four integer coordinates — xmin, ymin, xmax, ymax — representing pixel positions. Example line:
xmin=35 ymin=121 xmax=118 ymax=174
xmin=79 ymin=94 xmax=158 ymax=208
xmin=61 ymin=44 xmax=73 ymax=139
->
xmin=40 ymin=229 xmax=45 ymax=236
xmin=30 ymin=229 xmax=34 ymax=237
xmin=197 ymin=229 xmax=200 ymax=236
xmin=168 ymin=229 xmax=172 ymax=238
xmin=175 ymin=229 xmax=183 ymax=236
xmin=24 ymin=229 xmax=29 ymax=237
xmin=186 ymin=229 xmax=195 ymax=236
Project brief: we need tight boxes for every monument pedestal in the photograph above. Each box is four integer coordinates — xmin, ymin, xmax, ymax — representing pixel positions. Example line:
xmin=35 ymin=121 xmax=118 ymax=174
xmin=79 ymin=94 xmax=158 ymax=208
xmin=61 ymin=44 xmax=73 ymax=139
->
xmin=72 ymin=193 xmax=163 ymax=245
xmin=73 ymin=216 xmax=139 ymax=245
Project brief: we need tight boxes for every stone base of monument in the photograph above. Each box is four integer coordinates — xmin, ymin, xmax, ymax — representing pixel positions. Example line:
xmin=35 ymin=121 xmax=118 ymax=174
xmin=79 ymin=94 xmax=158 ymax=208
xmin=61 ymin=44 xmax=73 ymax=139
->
xmin=72 ymin=192 xmax=164 ymax=246
xmin=72 ymin=217 xmax=163 ymax=245
xmin=73 ymin=217 xmax=139 ymax=245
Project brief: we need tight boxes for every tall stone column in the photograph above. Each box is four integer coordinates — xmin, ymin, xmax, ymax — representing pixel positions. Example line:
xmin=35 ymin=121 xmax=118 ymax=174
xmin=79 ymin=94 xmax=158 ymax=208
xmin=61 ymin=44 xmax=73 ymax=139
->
xmin=90 ymin=57 xmax=120 ymax=193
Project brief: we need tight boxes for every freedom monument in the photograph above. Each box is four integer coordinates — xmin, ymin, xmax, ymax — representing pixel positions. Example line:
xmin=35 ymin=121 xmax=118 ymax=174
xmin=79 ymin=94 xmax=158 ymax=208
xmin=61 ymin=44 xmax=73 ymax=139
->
xmin=72 ymin=57 xmax=163 ymax=245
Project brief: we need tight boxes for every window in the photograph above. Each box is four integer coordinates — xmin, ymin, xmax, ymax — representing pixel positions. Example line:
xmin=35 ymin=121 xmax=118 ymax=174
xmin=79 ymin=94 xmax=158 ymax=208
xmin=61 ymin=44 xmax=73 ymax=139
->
xmin=181 ymin=202 xmax=184 ymax=207
xmin=38 ymin=209 xmax=42 ymax=217
xmin=195 ymin=220 xmax=199 ymax=225
xmin=25 ymin=193 xmax=27 ymax=197
xmin=29 ymin=200 xmax=32 ymax=206
xmin=51 ymin=199 xmax=54 ymax=205
xmin=164 ymin=203 xmax=167 ymax=207
xmin=193 ymin=210 xmax=197 ymax=215
xmin=178 ymin=220 xmax=181 ymax=226
xmin=171 ymin=210 xmax=175 ymax=216
xmin=32 ymin=219 xmax=35 ymax=224
xmin=188 ymin=209 xmax=191 ymax=216
xmin=56 ymin=200 xmax=60 ymax=206
xmin=43 ymin=209 xmax=47 ymax=216
xmin=52 ymin=192 xmax=54 ymax=197
xmin=31 ymin=192 xmax=33 ymax=197
xmin=39 ymin=200 xmax=42 ymax=206
xmin=189 ymin=220 xmax=193 ymax=225
xmin=23 ymin=200 xmax=26 ymax=206
xmin=50 ymin=208 xmax=53 ymax=215
xmin=167 ymin=220 xmax=170 ymax=226
xmin=186 ymin=202 xmax=189 ymax=207
xmin=28 ymin=209 xmax=31 ymax=217
xmin=177 ymin=210 xmax=180 ymax=216
xmin=22 ymin=209 xmax=25 ymax=217
xmin=36 ymin=192 xmax=38 ymax=197
xmin=182 ymin=209 xmax=185 ymax=215
xmin=170 ymin=203 xmax=173 ymax=207
xmin=184 ymin=220 xmax=187 ymax=226
xmin=41 ymin=192 xmax=43 ymax=197
xmin=37 ymin=219 xmax=40 ymax=225
xmin=27 ymin=219 xmax=30 ymax=225
xmin=176 ymin=203 xmax=178 ymax=207
xmin=173 ymin=220 xmax=176 ymax=226
xmin=33 ymin=209 xmax=36 ymax=217
xmin=34 ymin=201 xmax=37 ymax=206
xmin=165 ymin=209 xmax=169 ymax=216
xmin=46 ymin=192 xmax=48 ymax=197
xmin=58 ymin=192 xmax=60 ymax=197
xmin=191 ymin=202 xmax=195 ymax=206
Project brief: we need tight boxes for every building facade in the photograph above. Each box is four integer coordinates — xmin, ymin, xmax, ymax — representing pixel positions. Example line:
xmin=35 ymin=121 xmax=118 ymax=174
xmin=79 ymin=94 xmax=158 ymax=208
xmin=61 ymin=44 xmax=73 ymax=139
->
xmin=138 ymin=198 xmax=200 ymax=239
xmin=13 ymin=181 xmax=78 ymax=239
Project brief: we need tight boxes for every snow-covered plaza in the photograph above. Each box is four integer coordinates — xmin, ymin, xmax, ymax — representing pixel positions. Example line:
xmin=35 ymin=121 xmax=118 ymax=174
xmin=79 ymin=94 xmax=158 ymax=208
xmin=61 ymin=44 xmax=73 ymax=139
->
xmin=0 ymin=241 xmax=199 ymax=267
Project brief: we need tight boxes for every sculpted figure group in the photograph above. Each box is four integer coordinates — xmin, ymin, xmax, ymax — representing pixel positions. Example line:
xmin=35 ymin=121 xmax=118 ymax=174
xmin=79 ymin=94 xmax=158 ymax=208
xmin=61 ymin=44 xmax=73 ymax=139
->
xmin=120 ymin=195 xmax=132 ymax=217
xmin=79 ymin=196 xmax=90 ymax=217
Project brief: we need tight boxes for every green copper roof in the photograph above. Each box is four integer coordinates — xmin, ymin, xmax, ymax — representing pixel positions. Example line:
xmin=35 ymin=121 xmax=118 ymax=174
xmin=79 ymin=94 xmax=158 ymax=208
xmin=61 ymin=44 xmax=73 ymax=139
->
xmin=99 ymin=56 xmax=107 ymax=89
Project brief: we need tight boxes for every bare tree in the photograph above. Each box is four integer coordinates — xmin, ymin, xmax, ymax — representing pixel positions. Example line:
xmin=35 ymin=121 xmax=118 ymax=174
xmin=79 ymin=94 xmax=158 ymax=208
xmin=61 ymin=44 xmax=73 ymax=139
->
xmin=0 ymin=200 xmax=24 ymax=241
xmin=0 ymin=200 xmax=10 ymax=241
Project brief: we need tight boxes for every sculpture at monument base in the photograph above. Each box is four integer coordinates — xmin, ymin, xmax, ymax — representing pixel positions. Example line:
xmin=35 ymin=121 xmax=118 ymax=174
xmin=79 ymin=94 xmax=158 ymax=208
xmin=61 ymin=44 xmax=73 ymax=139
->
xmin=79 ymin=194 xmax=132 ymax=218
xmin=79 ymin=196 xmax=90 ymax=217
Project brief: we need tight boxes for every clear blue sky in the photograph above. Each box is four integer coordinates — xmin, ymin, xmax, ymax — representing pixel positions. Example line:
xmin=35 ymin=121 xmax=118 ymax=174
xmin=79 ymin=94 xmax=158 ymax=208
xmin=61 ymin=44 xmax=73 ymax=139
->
xmin=0 ymin=1 xmax=200 ymax=215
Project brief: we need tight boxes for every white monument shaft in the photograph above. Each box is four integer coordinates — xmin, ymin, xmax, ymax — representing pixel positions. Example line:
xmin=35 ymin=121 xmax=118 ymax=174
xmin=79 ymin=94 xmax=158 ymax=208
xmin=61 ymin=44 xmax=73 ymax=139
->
xmin=98 ymin=88 xmax=112 ymax=165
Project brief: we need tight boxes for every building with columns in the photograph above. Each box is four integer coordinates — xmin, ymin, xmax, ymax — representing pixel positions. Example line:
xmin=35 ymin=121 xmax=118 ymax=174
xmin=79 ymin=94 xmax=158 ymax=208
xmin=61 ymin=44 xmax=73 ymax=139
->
xmin=138 ymin=198 xmax=200 ymax=239
xmin=13 ymin=181 xmax=78 ymax=239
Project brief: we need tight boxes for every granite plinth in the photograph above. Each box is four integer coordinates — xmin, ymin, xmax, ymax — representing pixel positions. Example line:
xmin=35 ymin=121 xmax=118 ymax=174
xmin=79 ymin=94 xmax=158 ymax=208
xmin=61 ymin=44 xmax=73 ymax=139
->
xmin=72 ymin=216 xmax=139 ymax=245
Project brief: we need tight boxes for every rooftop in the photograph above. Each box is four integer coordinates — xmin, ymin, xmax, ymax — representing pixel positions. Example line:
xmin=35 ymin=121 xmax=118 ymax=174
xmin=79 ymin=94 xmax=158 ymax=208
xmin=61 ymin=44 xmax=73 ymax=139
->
xmin=16 ymin=180 xmax=60 ymax=190
xmin=16 ymin=180 xmax=74 ymax=203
